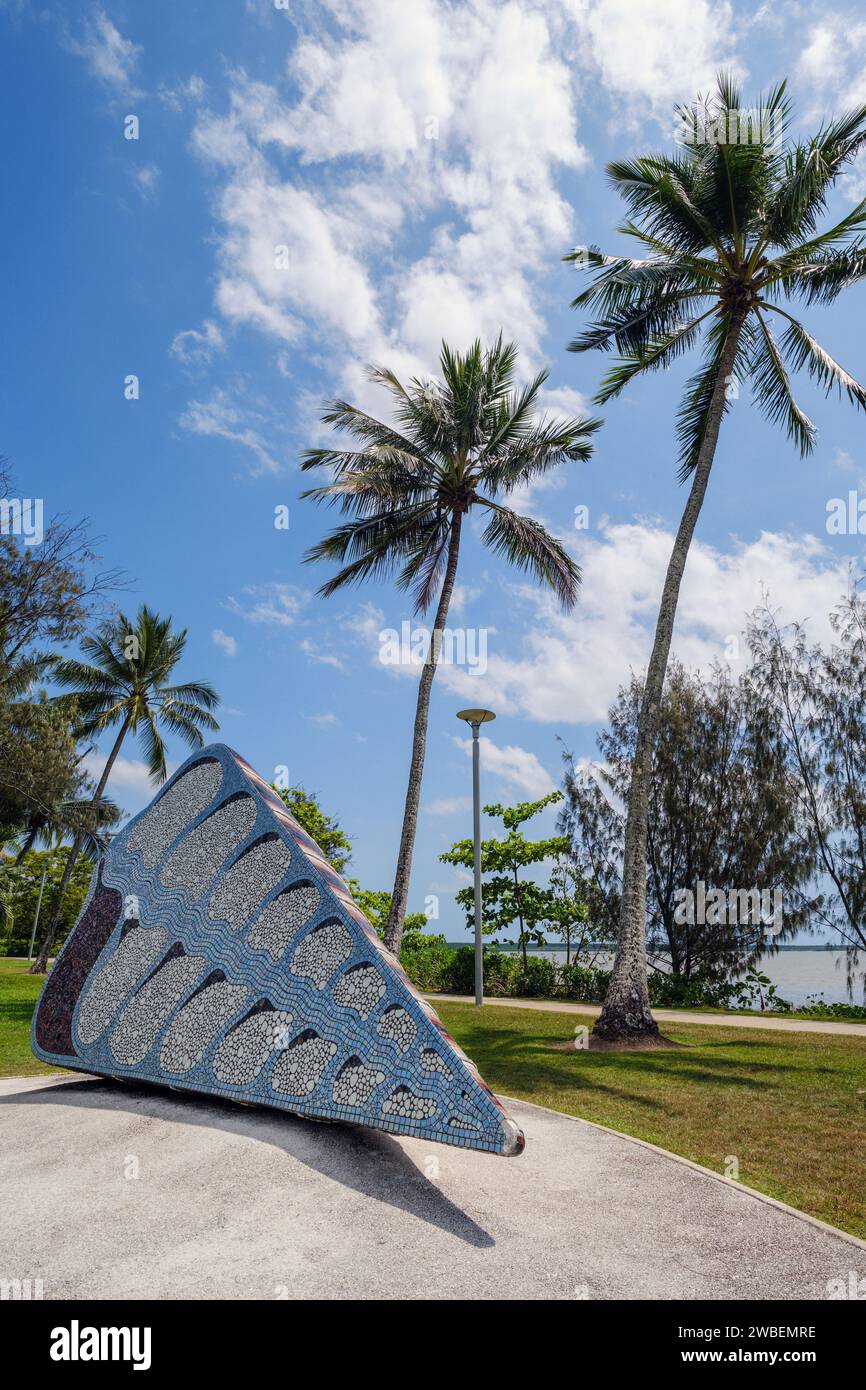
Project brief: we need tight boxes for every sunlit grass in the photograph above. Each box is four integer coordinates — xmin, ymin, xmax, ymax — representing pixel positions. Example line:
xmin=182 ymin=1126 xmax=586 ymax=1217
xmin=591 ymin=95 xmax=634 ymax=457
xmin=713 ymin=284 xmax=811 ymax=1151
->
xmin=438 ymin=1000 xmax=866 ymax=1240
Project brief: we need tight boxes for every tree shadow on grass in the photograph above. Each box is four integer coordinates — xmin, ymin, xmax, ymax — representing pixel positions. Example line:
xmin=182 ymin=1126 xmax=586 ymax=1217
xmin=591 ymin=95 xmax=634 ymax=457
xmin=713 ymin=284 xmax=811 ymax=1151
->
xmin=465 ymin=1030 xmax=795 ymax=1109
xmin=0 ymin=999 xmax=40 ymax=1025
xmin=0 ymin=1076 xmax=495 ymax=1249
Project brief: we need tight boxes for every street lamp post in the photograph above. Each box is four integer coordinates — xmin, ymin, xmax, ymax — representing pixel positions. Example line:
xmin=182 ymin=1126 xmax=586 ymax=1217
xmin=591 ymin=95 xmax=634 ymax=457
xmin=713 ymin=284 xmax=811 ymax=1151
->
xmin=456 ymin=708 xmax=496 ymax=1006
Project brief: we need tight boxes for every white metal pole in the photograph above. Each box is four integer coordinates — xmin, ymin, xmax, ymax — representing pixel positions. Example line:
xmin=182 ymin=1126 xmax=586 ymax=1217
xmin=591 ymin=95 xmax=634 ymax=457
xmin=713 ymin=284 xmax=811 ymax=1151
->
xmin=472 ymin=721 xmax=483 ymax=1006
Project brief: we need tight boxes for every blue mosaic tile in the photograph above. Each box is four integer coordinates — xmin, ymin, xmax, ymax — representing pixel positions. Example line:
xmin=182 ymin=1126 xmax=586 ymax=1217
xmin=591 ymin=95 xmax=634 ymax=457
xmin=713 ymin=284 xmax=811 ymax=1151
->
xmin=32 ymin=744 xmax=525 ymax=1157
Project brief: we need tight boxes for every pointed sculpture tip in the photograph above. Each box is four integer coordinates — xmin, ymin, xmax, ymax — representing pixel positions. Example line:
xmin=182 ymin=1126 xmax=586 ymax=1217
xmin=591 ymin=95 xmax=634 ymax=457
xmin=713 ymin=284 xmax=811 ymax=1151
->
xmin=502 ymin=1121 xmax=526 ymax=1157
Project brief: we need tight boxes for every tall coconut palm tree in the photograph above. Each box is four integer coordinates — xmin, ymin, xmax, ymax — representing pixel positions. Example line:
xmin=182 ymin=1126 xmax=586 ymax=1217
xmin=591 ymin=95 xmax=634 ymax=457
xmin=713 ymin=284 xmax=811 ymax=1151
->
xmin=29 ymin=605 xmax=220 ymax=973
xmin=302 ymin=337 xmax=600 ymax=955
xmin=565 ymin=75 xmax=866 ymax=1041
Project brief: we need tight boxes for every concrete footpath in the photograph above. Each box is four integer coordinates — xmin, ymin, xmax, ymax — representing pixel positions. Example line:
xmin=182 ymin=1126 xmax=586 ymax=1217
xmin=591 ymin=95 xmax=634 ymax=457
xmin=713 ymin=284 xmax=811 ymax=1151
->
xmin=426 ymin=993 xmax=866 ymax=1037
xmin=1 ymin=1073 xmax=863 ymax=1300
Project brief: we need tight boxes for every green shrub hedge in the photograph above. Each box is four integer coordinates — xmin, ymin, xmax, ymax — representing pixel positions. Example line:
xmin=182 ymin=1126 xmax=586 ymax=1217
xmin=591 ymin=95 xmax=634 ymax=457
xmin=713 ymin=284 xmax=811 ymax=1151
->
xmin=398 ymin=936 xmax=866 ymax=1019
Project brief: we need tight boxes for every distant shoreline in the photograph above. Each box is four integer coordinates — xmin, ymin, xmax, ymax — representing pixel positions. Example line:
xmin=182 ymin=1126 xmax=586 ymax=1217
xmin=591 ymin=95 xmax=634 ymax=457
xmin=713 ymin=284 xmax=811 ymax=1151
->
xmin=443 ymin=941 xmax=848 ymax=953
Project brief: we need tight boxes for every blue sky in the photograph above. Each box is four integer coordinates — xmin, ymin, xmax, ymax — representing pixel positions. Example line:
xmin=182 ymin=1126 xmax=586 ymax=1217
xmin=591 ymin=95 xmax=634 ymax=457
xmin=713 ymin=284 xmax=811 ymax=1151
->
xmin=3 ymin=0 xmax=866 ymax=940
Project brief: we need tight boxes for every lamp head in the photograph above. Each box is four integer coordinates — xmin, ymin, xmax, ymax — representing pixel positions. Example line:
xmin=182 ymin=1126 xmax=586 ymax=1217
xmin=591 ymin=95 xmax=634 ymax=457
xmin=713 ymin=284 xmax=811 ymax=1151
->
xmin=456 ymin=708 xmax=496 ymax=727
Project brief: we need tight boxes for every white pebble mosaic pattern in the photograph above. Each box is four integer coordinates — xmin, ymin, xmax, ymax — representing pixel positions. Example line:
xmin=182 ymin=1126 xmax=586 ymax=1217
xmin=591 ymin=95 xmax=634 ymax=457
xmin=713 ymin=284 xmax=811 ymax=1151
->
xmin=271 ymin=1031 xmax=337 ymax=1097
xmin=126 ymin=760 xmax=223 ymax=868
xmin=247 ymin=883 xmax=320 ymax=959
xmin=208 ymin=836 xmax=292 ymax=930
xmin=213 ymin=1007 xmax=293 ymax=1085
xmin=421 ymin=1048 xmax=453 ymax=1079
xmin=291 ymin=919 xmax=352 ymax=988
xmin=161 ymin=796 xmax=257 ymax=897
xmin=333 ymin=963 xmax=385 ymax=1019
xmin=376 ymin=1005 xmax=417 ymax=1054
xmin=109 ymin=953 xmax=205 ymax=1066
xmin=76 ymin=925 xmax=167 ymax=1045
xmin=160 ymin=978 xmax=249 ymax=1074
xmin=332 ymin=1058 xmax=385 ymax=1108
xmin=382 ymin=1085 xmax=438 ymax=1121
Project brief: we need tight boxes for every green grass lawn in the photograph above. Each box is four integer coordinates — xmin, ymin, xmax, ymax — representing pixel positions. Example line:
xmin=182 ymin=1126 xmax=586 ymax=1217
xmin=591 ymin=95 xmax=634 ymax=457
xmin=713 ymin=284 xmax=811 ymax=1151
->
xmin=0 ymin=958 xmax=59 ymax=1077
xmin=3 ymin=958 xmax=864 ymax=1238
xmin=437 ymin=1001 xmax=866 ymax=1241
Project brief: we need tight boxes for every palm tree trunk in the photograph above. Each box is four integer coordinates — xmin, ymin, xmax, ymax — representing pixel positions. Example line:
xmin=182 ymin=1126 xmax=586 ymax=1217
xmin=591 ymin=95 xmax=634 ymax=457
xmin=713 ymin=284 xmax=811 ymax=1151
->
xmin=593 ymin=316 xmax=745 ymax=1041
xmin=28 ymin=856 xmax=49 ymax=960
xmin=29 ymin=715 xmax=131 ymax=974
xmin=384 ymin=515 xmax=463 ymax=956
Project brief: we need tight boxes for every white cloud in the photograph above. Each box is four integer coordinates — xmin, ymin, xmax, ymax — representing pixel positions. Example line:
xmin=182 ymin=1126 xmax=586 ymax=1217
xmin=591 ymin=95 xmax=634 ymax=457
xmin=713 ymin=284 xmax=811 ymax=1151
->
xmin=300 ymin=636 xmax=345 ymax=669
xmin=536 ymin=384 xmax=593 ymax=425
xmin=426 ymin=794 xmax=473 ymax=816
xmin=798 ymin=18 xmax=866 ymax=107
xmin=564 ymin=0 xmax=741 ymax=121
xmin=225 ymin=583 xmax=309 ymax=627
xmin=67 ymin=7 xmax=141 ymax=93
xmin=449 ymin=583 xmax=483 ymax=616
xmin=340 ymin=602 xmax=386 ymax=644
xmin=212 ymin=628 xmax=237 ymax=657
xmin=179 ymin=388 xmax=282 ymax=473
xmin=189 ymin=0 xmax=588 ymax=384
xmin=158 ymin=73 xmax=206 ymax=111
xmin=171 ymin=320 xmax=225 ymax=368
xmin=305 ymin=711 xmax=339 ymax=726
xmin=438 ymin=521 xmax=855 ymax=724
xmin=797 ymin=15 xmax=866 ymax=201
xmin=454 ymin=735 xmax=557 ymax=795
xmin=130 ymin=164 xmax=160 ymax=201
xmin=84 ymin=754 xmax=167 ymax=794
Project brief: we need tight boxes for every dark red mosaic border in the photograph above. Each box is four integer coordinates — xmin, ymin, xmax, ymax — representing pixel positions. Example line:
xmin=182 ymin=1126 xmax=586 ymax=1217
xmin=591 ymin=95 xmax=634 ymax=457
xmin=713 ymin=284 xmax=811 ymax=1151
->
xmin=34 ymin=873 xmax=123 ymax=1057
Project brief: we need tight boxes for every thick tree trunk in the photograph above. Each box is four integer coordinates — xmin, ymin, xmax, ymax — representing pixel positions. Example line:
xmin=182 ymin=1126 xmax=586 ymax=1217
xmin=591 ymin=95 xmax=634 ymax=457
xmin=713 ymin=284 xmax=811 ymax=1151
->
xmin=29 ymin=715 xmax=131 ymax=974
xmin=593 ymin=316 xmax=744 ymax=1041
xmin=384 ymin=515 xmax=463 ymax=956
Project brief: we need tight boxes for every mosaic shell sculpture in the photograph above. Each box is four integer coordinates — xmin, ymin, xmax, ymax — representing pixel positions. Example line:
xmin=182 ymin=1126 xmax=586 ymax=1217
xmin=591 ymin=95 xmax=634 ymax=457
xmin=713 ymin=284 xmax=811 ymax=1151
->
xmin=32 ymin=744 xmax=525 ymax=1156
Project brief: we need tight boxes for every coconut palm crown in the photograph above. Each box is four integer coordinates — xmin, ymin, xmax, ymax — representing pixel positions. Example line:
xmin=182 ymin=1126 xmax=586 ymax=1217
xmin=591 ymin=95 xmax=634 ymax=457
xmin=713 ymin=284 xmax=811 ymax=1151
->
xmin=29 ymin=606 xmax=220 ymax=972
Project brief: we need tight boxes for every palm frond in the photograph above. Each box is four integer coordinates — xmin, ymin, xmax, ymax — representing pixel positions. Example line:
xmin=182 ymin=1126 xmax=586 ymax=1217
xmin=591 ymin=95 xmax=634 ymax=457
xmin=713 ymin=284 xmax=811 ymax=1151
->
xmin=139 ymin=710 xmax=169 ymax=784
xmin=750 ymin=311 xmax=817 ymax=453
xmin=791 ymin=243 xmax=866 ymax=304
xmin=768 ymin=307 xmax=866 ymax=409
xmin=479 ymin=501 xmax=581 ymax=609
xmin=763 ymin=105 xmax=866 ymax=245
xmin=397 ymin=518 xmax=453 ymax=614
xmin=480 ymin=415 xmax=602 ymax=492
xmin=569 ymin=288 xmax=714 ymax=355
xmin=592 ymin=308 xmax=717 ymax=404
